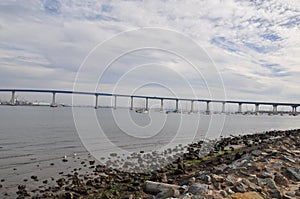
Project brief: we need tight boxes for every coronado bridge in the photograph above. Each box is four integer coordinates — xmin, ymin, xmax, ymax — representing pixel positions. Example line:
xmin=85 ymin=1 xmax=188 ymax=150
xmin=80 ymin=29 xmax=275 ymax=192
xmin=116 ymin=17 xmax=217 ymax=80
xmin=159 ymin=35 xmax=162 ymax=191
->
xmin=0 ymin=89 xmax=299 ymax=115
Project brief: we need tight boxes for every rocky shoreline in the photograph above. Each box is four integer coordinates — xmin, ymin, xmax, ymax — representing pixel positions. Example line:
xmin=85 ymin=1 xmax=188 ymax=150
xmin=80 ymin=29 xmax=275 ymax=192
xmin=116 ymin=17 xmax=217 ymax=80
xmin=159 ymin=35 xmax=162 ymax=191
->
xmin=8 ymin=129 xmax=300 ymax=198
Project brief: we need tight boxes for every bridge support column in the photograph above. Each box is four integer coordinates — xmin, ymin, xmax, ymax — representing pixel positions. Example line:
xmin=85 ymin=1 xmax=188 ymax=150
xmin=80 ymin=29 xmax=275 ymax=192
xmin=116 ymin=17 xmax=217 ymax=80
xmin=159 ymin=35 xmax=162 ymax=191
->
xmin=114 ymin=96 xmax=117 ymax=109
xmin=292 ymin=106 xmax=297 ymax=115
xmin=130 ymin=96 xmax=133 ymax=110
xmin=190 ymin=100 xmax=194 ymax=113
xmin=175 ymin=99 xmax=179 ymax=112
xmin=160 ymin=99 xmax=164 ymax=112
xmin=255 ymin=104 xmax=260 ymax=114
xmin=51 ymin=92 xmax=57 ymax=107
xmin=10 ymin=91 xmax=15 ymax=105
xmin=273 ymin=105 xmax=278 ymax=114
xmin=238 ymin=103 xmax=242 ymax=113
xmin=206 ymin=101 xmax=210 ymax=114
xmin=94 ymin=95 xmax=98 ymax=109
xmin=222 ymin=102 xmax=226 ymax=113
xmin=145 ymin=98 xmax=149 ymax=111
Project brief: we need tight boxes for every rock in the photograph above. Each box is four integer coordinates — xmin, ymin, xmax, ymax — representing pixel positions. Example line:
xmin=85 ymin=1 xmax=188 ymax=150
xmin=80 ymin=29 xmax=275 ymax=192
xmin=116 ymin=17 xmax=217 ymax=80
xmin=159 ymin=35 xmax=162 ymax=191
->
xmin=143 ymin=181 xmax=180 ymax=195
xmin=31 ymin=175 xmax=38 ymax=181
xmin=283 ymin=167 xmax=300 ymax=181
xmin=227 ymin=188 xmax=235 ymax=194
xmin=282 ymin=194 xmax=293 ymax=199
xmin=265 ymin=178 xmax=277 ymax=189
xmin=211 ymin=174 xmax=224 ymax=183
xmin=268 ymin=188 xmax=282 ymax=199
xmin=256 ymin=172 xmax=273 ymax=179
xmin=204 ymin=175 xmax=211 ymax=184
xmin=62 ymin=158 xmax=68 ymax=162
xmin=232 ymin=181 xmax=248 ymax=193
xmin=89 ymin=160 xmax=95 ymax=165
xmin=251 ymin=150 xmax=262 ymax=157
xmin=110 ymin=153 xmax=117 ymax=157
xmin=242 ymin=179 xmax=262 ymax=192
xmin=220 ymin=190 xmax=228 ymax=197
xmin=285 ymin=192 xmax=295 ymax=197
xmin=56 ymin=178 xmax=66 ymax=187
xmin=282 ymin=155 xmax=296 ymax=163
xmin=231 ymin=191 xmax=264 ymax=199
xmin=188 ymin=183 xmax=209 ymax=195
xmin=274 ymin=173 xmax=289 ymax=187
xmin=155 ymin=188 xmax=180 ymax=199
xmin=179 ymin=193 xmax=193 ymax=199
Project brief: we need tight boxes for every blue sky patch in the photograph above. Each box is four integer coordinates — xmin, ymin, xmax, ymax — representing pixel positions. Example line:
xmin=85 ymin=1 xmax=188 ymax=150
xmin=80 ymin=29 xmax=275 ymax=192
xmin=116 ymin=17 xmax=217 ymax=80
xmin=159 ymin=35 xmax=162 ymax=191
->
xmin=211 ymin=37 xmax=240 ymax=53
xmin=43 ymin=0 xmax=61 ymax=15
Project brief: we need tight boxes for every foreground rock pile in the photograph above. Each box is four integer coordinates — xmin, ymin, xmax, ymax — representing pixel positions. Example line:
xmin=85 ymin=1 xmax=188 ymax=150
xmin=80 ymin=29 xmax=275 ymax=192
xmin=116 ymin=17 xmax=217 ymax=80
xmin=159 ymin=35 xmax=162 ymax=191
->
xmin=15 ymin=129 xmax=300 ymax=199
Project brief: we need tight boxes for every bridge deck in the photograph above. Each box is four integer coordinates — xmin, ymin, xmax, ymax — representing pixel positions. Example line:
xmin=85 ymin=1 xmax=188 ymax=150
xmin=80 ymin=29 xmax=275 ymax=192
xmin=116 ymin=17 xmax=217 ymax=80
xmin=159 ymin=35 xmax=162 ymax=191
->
xmin=0 ymin=89 xmax=299 ymax=107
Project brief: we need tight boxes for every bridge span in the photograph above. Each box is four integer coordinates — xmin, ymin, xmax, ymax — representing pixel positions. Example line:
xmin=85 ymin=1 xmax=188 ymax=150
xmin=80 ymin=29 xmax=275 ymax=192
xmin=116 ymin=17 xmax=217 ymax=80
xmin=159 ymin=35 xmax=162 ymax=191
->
xmin=0 ymin=89 xmax=299 ymax=115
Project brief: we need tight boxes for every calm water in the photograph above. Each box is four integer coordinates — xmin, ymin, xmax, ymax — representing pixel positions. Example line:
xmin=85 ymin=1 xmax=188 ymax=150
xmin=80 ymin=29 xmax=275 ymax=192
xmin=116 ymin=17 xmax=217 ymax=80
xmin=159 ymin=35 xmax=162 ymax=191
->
xmin=0 ymin=106 xmax=300 ymax=197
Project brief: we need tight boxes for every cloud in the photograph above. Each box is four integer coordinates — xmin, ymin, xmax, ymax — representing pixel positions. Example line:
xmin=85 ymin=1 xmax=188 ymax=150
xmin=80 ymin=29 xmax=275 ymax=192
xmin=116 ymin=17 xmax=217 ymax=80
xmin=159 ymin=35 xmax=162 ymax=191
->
xmin=0 ymin=0 xmax=299 ymax=104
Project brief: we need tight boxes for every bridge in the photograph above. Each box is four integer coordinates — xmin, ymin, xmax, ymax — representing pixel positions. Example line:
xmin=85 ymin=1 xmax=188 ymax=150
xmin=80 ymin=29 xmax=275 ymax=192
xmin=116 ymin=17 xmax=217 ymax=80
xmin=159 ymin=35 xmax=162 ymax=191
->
xmin=0 ymin=89 xmax=299 ymax=115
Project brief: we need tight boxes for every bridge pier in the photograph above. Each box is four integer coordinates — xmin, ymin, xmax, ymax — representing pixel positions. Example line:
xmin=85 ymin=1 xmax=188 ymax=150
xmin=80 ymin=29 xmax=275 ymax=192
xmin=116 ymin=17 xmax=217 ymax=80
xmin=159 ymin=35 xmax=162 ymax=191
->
xmin=50 ymin=92 xmax=57 ymax=107
xmin=190 ymin=100 xmax=194 ymax=113
xmin=175 ymin=99 xmax=179 ymax=112
xmin=222 ymin=102 xmax=225 ymax=113
xmin=206 ymin=101 xmax=210 ymax=114
xmin=130 ymin=96 xmax=133 ymax=110
xmin=94 ymin=95 xmax=98 ymax=109
xmin=160 ymin=99 xmax=164 ymax=112
xmin=255 ymin=104 xmax=260 ymax=114
xmin=10 ymin=91 xmax=15 ymax=105
xmin=273 ymin=105 xmax=278 ymax=114
xmin=238 ymin=103 xmax=242 ymax=113
xmin=114 ymin=96 xmax=117 ymax=109
xmin=292 ymin=106 xmax=297 ymax=115
xmin=145 ymin=98 xmax=149 ymax=111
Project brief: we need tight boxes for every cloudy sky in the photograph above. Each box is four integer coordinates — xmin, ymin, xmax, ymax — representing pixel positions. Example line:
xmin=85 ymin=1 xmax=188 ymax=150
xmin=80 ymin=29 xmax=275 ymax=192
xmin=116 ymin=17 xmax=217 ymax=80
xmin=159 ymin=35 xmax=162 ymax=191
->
xmin=0 ymin=0 xmax=299 ymax=105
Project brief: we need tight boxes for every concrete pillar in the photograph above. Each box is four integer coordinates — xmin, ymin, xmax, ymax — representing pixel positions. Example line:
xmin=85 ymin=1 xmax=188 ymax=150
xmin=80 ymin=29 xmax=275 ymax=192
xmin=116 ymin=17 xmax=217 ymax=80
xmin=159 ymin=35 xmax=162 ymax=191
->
xmin=11 ymin=91 xmax=15 ymax=105
xmin=292 ymin=106 xmax=297 ymax=115
xmin=273 ymin=105 xmax=278 ymax=114
xmin=160 ymin=99 xmax=164 ymax=112
xmin=145 ymin=98 xmax=149 ymax=111
xmin=222 ymin=102 xmax=226 ymax=113
xmin=175 ymin=99 xmax=179 ymax=112
xmin=114 ymin=96 xmax=117 ymax=109
xmin=190 ymin=100 xmax=194 ymax=113
xmin=51 ymin=92 xmax=57 ymax=107
xmin=206 ymin=101 xmax=210 ymax=114
xmin=94 ymin=95 xmax=98 ymax=109
xmin=255 ymin=104 xmax=260 ymax=114
xmin=238 ymin=103 xmax=242 ymax=113
xmin=130 ymin=96 xmax=133 ymax=110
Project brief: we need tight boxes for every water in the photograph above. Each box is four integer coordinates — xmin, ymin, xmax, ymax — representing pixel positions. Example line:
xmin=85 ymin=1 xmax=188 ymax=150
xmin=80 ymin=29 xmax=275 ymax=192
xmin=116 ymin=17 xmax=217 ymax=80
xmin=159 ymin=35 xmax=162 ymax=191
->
xmin=1 ymin=106 xmax=300 ymax=197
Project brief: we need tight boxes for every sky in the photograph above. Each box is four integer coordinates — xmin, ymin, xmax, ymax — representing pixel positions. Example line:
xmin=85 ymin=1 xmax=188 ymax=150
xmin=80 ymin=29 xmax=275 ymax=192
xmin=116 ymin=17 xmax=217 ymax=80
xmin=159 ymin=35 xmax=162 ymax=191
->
xmin=0 ymin=0 xmax=300 ymax=106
